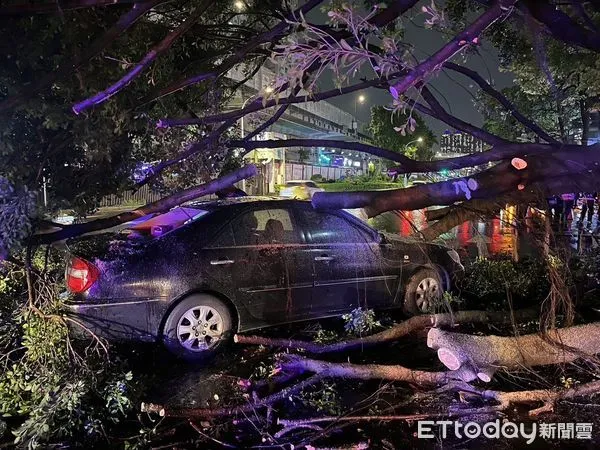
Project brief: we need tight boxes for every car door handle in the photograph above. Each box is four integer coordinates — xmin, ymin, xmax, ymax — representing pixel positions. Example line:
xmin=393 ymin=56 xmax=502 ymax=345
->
xmin=210 ymin=259 xmax=234 ymax=266
xmin=314 ymin=255 xmax=334 ymax=262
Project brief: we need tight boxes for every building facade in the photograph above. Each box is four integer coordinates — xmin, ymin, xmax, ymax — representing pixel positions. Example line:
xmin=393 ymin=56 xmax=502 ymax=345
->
xmin=226 ymin=65 xmax=375 ymax=194
xmin=439 ymin=130 xmax=486 ymax=158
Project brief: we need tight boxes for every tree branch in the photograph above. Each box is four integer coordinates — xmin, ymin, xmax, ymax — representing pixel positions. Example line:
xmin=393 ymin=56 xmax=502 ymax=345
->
xmin=414 ymin=85 xmax=509 ymax=146
xmin=523 ymin=0 xmax=600 ymax=51
xmin=388 ymin=0 xmax=516 ymax=99
xmin=442 ymin=62 xmax=558 ymax=144
xmin=0 ymin=1 xmax=163 ymax=113
xmin=311 ymin=144 xmax=600 ymax=216
xmin=140 ymin=373 xmax=324 ymax=418
xmin=34 ymin=164 xmax=257 ymax=244
xmin=157 ymin=74 xmax=400 ymax=128
xmin=230 ymin=138 xmax=416 ymax=168
xmin=72 ymin=0 xmax=215 ymax=114
xmin=0 ymin=0 xmax=155 ymax=15
xmin=140 ymin=0 xmax=327 ymax=104
xmin=234 ymin=308 xmax=538 ymax=354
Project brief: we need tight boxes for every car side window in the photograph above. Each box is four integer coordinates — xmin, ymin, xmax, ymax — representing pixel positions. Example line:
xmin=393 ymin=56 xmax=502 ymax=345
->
xmin=233 ymin=208 xmax=298 ymax=245
xmin=301 ymin=210 xmax=374 ymax=244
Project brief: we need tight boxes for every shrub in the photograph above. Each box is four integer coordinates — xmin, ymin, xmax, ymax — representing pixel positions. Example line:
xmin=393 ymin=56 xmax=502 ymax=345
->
xmin=459 ymin=257 xmax=550 ymax=309
xmin=342 ymin=307 xmax=381 ymax=336
xmin=0 ymin=250 xmax=140 ymax=448
xmin=310 ymin=174 xmax=323 ymax=182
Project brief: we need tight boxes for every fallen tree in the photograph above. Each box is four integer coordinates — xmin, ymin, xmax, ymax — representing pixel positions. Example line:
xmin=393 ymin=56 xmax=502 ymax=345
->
xmin=427 ymin=322 xmax=600 ymax=377
xmin=234 ymin=308 xmax=539 ymax=354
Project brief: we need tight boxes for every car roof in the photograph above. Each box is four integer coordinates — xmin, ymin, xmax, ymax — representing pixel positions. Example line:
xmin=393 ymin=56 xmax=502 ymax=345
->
xmin=185 ymin=196 xmax=296 ymax=209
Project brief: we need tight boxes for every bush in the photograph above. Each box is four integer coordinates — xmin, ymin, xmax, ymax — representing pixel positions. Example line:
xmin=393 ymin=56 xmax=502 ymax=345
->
xmin=310 ymin=174 xmax=323 ymax=182
xmin=342 ymin=308 xmax=381 ymax=336
xmin=0 ymin=250 xmax=141 ymax=448
xmin=318 ymin=181 xmax=400 ymax=192
xmin=458 ymin=257 xmax=550 ymax=309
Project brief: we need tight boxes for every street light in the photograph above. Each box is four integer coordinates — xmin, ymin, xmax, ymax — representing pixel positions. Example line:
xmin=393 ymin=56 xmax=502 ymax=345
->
xmin=234 ymin=1 xmax=244 ymax=11
xmin=353 ymin=94 xmax=366 ymax=134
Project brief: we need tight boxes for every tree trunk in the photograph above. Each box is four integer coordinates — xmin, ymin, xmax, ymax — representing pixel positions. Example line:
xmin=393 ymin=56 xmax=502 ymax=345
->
xmin=277 ymin=354 xmax=477 ymax=386
xmin=235 ymin=308 xmax=539 ymax=354
xmin=427 ymin=322 xmax=600 ymax=379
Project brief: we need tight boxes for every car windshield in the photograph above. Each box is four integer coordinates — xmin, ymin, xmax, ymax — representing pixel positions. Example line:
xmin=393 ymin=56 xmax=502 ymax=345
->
xmin=285 ymin=182 xmax=303 ymax=187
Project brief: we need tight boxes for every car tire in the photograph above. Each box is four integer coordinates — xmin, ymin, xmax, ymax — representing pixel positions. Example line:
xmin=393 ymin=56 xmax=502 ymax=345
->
xmin=403 ymin=268 xmax=443 ymax=315
xmin=162 ymin=294 xmax=233 ymax=362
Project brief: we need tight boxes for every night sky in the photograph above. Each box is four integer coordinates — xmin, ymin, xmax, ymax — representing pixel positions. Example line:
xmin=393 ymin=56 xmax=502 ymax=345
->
xmin=307 ymin=3 xmax=514 ymax=148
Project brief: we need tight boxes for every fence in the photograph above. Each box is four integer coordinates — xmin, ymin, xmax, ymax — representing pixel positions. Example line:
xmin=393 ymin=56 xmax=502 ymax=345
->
xmin=285 ymin=163 xmax=361 ymax=182
xmin=98 ymin=185 xmax=164 ymax=207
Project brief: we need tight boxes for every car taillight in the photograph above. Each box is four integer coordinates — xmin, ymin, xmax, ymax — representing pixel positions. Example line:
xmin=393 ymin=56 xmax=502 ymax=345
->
xmin=66 ymin=256 xmax=99 ymax=293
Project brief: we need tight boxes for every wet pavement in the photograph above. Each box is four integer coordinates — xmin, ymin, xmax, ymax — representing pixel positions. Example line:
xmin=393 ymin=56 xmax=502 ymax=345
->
xmin=379 ymin=206 xmax=600 ymax=259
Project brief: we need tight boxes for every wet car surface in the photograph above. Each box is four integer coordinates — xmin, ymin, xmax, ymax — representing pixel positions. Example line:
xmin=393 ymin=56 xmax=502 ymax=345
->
xmin=64 ymin=197 xmax=463 ymax=360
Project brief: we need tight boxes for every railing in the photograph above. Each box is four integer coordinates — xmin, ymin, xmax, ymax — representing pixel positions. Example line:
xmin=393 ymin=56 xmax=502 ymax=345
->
xmin=98 ymin=185 xmax=163 ymax=207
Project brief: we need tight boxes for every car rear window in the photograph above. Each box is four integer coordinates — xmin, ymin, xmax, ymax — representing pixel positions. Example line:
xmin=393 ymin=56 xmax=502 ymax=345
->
xmin=126 ymin=206 xmax=210 ymax=238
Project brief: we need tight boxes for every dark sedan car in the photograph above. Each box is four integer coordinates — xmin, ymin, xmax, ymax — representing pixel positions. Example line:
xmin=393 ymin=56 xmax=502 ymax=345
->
xmin=64 ymin=197 xmax=463 ymax=360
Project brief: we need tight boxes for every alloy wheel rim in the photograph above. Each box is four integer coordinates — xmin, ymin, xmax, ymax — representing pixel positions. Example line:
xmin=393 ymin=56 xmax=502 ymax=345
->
xmin=176 ymin=305 xmax=224 ymax=352
xmin=415 ymin=277 xmax=440 ymax=312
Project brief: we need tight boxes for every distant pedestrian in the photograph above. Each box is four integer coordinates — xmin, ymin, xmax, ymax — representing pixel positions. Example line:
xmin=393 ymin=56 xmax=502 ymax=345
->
xmin=561 ymin=192 xmax=576 ymax=227
xmin=579 ymin=192 xmax=596 ymax=227
xmin=547 ymin=195 xmax=562 ymax=227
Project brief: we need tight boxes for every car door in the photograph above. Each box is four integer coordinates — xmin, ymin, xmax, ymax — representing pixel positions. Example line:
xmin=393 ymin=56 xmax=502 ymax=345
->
xmin=227 ymin=206 xmax=313 ymax=323
xmin=295 ymin=207 xmax=397 ymax=315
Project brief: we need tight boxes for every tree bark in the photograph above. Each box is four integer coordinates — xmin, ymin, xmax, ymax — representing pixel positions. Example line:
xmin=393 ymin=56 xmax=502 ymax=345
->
xmin=34 ymin=164 xmax=257 ymax=244
xmin=277 ymin=354 xmax=476 ymax=386
xmin=427 ymin=322 xmax=600 ymax=377
xmin=235 ymin=308 xmax=538 ymax=354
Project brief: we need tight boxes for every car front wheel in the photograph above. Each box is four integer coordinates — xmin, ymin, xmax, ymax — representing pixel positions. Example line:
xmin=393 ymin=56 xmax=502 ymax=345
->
xmin=162 ymin=294 xmax=233 ymax=361
xmin=403 ymin=268 xmax=443 ymax=315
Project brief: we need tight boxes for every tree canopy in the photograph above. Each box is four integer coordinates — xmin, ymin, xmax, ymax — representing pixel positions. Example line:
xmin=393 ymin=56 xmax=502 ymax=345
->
xmin=367 ymin=106 xmax=436 ymax=162
xmin=0 ymin=0 xmax=599 ymax=248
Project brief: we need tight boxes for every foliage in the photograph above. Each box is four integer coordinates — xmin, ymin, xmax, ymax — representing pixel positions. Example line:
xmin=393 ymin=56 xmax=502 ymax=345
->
xmin=310 ymin=173 xmax=323 ymax=182
xmin=367 ymin=106 xmax=436 ymax=163
xmin=0 ymin=250 xmax=141 ymax=448
xmin=0 ymin=177 xmax=37 ymax=260
xmin=342 ymin=307 xmax=381 ymax=336
xmin=296 ymin=381 xmax=342 ymax=416
xmin=317 ymin=181 xmax=399 ymax=192
xmin=446 ymin=0 xmax=600 ymax=144
xmin=459 ymin=257 xmax=550 ymax=308
xmin=313 ymin=328 xmax=339 ymax=345
xmin=0 ymin=1 xmax=282 ymax=220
